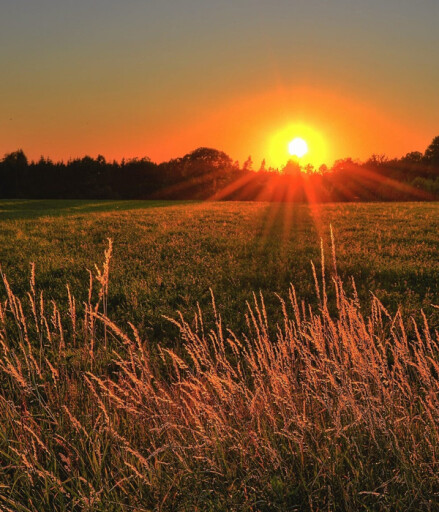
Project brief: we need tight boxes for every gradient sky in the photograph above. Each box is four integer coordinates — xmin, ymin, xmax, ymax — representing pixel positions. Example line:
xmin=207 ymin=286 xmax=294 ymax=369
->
xmin=1 ymin=0 xmax=438 ymax=168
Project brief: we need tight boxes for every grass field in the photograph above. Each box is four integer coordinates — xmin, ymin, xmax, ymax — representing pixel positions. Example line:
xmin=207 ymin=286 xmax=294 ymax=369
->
xmin=0 ymin=200 xmax=438 ymax=341
xmin=1 ymin=199 xmax=439 ymax=511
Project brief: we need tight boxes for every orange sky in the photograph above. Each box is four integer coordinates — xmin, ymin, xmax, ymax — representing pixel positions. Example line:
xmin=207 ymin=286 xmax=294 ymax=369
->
xmin=1 ymin=1 xmax=438 ymax=168
xmin=143 ymin=86 xmax=434 ymax=169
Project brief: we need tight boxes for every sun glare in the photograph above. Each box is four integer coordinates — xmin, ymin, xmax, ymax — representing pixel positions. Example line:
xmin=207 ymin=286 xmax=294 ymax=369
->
xmin=288 ymin=137 xmax=308 ymax=158
xmin=267 ymin=123 xmax=328 ymax=169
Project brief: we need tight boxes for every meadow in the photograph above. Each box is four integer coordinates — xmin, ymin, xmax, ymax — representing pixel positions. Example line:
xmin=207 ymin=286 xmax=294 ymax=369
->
xmin=0 ymin=199 xmax=438 ymax=342
xmin=0 ymin=199 xmax=439 ymax=511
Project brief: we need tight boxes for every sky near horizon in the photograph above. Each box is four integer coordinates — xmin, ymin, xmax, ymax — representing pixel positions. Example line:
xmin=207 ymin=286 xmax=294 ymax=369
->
xmin=1 ymin=0 xmax=438 ymax=168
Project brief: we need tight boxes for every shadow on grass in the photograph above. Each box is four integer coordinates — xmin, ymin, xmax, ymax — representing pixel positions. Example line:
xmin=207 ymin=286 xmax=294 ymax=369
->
xmin=0 ymin=199 xmax=196 ymax=220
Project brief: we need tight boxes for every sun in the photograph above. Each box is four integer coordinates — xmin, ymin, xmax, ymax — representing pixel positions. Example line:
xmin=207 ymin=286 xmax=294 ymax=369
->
xmin=267 ymin=123 xmax=328 ymax=169
xmin=288 ymin=137 xmax=308 ymax=158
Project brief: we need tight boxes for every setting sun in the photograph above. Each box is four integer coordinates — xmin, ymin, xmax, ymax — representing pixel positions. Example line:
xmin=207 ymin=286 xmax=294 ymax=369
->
xmin=267 ymin=123 xmax=329 ymax=169
xmin=288 ymin=137 xmax=308 ymax=158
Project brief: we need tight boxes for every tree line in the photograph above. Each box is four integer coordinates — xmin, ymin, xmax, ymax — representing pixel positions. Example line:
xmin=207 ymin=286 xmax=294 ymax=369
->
xmin=1 ymin=137 xmax=439 ymax=202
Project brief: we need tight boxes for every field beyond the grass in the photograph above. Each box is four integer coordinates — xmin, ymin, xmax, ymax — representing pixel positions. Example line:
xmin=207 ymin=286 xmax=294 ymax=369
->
xmin=1 ymin=199 xmax=439 ymax=511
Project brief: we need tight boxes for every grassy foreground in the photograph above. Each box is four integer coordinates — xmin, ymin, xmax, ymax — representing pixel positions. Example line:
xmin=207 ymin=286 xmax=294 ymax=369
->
xmin=0 ymin=200 xmax=438 ymax=510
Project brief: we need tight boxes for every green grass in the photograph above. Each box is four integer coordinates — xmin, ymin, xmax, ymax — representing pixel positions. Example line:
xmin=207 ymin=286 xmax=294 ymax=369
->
xmin=0 ymin=199 xmax=439 ymax=511
xmin=0 ymin=199 xmax=438 ymax=343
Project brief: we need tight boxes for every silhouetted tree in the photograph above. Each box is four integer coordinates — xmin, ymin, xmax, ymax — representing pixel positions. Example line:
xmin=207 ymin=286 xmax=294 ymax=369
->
xmin=402 ymin=151 xmax=423 ymax=164
xmin=282 ymin=159 xmax=301 ymax=176
xmin=243 ymin=156 xmax=253 ymax=171
xmin=366 ymin=154 xmax=388 ymax=167
xmin=183 ymin=148 xmax=232 ymax=168
xmin=0 ymin=137 xmax=439 ymax=201
xmin=425 ymin=136 xmax=439 ymax=166
xmin=1 ymin=149 xmax=29 ymax=196
xmin=3 ymin=149 xmax=28 ymax=167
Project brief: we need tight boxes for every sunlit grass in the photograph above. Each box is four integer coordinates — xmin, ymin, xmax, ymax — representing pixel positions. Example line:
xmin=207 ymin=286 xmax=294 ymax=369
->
xmin=0 ymin=236 xmax=438 ymax=510
xmin=0 ymin=200 xmax=438 ymax=345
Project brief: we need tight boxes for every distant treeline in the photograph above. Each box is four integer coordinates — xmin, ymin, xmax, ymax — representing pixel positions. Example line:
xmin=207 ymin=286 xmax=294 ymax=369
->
xmin=1 ymin=137 xmax=439 ymax=201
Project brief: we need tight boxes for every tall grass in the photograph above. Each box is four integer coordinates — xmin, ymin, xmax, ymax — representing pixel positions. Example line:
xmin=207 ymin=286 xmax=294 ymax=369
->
xmin=0 ymin=239 xmax=438 ymax=511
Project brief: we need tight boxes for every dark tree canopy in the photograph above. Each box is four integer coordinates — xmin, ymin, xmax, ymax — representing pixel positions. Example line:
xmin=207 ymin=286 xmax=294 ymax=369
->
xmin=3 ymin=149 xmax=28 ymax=167
xmin=402 ymin=151 xmax=423 ymax=164
xmin=425 ymin=136 xmax=439 ymax=166
xmin=182 ymin=147 xmax=233 ymax=168
xmin=0 ymin=139 xmax=439 ymax=201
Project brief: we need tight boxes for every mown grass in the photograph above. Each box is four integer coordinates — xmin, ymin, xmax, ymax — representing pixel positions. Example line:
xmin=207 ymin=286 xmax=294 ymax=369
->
xmin=0 ymin=200 xmax=438 ymax=510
